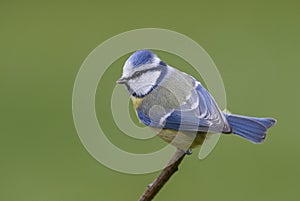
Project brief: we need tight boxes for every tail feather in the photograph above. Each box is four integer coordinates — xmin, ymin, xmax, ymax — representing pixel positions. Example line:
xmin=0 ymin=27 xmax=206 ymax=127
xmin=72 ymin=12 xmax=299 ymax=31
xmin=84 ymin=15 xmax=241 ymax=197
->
xmin=225 ymin=113 xmax=276 ymax=143
xmin=248 ymin=117 xmax=276 ymax=129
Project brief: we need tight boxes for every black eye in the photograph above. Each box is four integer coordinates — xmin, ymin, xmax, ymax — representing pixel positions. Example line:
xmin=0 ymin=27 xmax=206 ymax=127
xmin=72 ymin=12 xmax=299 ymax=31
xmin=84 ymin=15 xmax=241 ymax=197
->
xmin=134 ymin=71 xmax=142 ymax=77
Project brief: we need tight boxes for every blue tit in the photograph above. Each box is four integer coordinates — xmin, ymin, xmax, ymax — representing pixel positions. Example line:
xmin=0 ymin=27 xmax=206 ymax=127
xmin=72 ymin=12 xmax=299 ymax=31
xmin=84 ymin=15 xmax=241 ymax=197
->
xmin=117 ymin=50 xmax=276 ymax=151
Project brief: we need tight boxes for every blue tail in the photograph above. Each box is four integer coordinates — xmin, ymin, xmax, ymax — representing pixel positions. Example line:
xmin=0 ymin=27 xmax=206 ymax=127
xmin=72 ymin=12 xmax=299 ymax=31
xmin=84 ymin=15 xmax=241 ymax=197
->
xmin=224 ymin=113 xmax=276 ymax=143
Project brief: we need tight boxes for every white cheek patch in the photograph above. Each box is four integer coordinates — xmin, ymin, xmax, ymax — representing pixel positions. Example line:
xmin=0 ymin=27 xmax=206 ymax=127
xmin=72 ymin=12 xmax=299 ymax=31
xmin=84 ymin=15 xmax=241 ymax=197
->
xmin=128 ymin=71 xmax=161 ymax=96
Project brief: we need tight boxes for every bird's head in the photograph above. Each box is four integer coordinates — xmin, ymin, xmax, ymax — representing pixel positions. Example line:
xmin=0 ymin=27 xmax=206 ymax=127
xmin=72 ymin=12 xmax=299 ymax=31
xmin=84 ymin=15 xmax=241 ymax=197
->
xmin=117 ymin=50 xmax=167 ymax=97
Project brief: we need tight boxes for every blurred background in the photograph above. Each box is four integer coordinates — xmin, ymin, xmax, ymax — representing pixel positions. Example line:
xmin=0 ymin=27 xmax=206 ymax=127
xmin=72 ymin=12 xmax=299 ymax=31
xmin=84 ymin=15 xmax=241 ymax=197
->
xmin=1 ymin=0 xmax=299 ymax=200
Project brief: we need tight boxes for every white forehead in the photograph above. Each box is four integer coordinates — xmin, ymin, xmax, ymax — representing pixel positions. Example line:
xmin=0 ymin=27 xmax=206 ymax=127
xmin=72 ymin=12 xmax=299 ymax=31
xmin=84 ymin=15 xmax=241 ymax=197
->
xmin=122 ymin=55 xmax=161 ymax=78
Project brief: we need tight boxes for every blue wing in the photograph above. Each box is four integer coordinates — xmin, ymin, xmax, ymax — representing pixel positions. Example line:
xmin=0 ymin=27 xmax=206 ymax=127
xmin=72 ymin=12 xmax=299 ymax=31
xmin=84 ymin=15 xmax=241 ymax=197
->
xmin=137 ymin=81 xmax=231 ymax=133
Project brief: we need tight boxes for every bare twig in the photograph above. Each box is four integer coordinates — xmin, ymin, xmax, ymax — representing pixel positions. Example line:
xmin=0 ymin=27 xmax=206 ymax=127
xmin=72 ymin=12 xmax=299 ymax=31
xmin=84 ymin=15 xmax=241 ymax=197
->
xmin=138 ymin=149 xmax=187 ymax=201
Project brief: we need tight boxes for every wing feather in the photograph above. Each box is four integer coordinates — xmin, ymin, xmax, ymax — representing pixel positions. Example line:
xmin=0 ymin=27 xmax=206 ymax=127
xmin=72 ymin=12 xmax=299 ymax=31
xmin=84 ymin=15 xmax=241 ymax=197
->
xmin=137 ymin=78 xmax=231 ymax=133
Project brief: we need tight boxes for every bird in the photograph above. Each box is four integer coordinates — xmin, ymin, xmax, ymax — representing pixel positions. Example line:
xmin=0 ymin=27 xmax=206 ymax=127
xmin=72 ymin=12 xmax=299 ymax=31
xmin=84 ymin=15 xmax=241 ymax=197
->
xmin=116 ymin=50 xmax=276 ymax=152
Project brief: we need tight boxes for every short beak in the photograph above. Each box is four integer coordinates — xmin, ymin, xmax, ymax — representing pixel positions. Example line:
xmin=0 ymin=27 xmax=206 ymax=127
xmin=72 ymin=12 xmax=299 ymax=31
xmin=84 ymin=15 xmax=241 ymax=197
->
xmin=116 ymin=77 xmax=127 ymax=84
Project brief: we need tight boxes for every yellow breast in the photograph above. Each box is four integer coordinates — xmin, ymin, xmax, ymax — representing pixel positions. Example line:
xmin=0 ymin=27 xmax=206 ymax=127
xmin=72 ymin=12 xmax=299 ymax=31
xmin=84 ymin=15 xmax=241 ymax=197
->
xmin=131 ymin=96 xmax=143 ymax=109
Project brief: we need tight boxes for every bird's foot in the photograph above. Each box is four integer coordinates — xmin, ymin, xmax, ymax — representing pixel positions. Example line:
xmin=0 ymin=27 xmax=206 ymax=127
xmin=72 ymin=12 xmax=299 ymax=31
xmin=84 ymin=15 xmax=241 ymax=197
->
xmin=185 ymin=149 xmax=193 ymax=155
xmin=147 ymin=183 xmax=153 ymax=189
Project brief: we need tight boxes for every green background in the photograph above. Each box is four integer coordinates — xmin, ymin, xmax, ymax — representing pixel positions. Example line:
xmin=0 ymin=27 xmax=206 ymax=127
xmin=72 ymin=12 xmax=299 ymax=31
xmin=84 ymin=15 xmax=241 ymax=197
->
xmin=1 ymin=0 xmax=299 ymax=201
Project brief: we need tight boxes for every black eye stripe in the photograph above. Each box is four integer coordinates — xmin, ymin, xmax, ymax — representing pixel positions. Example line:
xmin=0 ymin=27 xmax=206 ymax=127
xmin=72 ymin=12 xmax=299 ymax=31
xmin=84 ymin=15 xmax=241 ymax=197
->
xmin=133 ymin=71 xmax=142 ymax=77
xmin=128 ymin=67 xmax=163 ymax=80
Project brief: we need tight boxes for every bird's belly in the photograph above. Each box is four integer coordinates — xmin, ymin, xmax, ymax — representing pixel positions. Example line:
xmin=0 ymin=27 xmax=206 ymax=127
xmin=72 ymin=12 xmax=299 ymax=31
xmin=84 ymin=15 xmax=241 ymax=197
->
xmin=153 ymin=128 xmax=207 ymax=151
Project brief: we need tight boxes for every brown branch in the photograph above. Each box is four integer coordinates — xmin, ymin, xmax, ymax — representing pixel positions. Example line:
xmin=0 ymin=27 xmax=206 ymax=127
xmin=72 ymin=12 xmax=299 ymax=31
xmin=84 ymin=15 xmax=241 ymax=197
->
xmin=138 ymin=149 xmax=187 ymax=201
